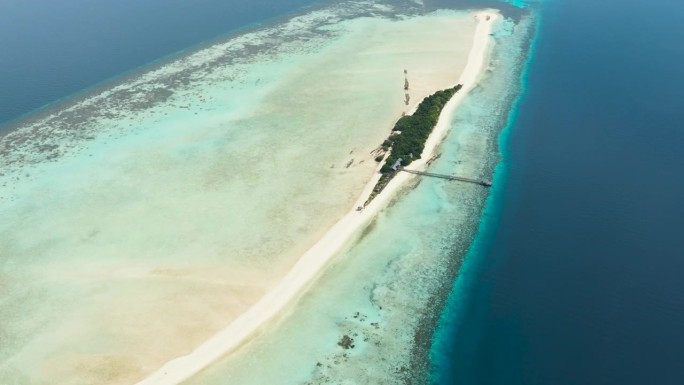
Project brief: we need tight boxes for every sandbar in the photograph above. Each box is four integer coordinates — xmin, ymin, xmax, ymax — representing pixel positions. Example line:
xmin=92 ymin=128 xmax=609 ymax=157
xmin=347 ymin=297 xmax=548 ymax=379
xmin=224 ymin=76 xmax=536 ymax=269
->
xmin=135 ymin=10 xmax=498 ymax=385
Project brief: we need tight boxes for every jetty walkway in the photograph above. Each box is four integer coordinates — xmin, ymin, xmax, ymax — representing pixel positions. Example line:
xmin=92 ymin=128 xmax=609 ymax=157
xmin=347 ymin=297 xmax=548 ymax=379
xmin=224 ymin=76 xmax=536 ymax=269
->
xmin=399 ymin=168 xmax=492 ymax=187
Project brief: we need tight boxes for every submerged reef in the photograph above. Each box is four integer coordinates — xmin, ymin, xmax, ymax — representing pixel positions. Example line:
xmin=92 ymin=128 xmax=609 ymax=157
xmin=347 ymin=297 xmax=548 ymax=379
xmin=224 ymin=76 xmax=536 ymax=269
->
xmin=299 ymin=13 xmax=537 ymax=385
xmin=182 ymin=11 xmax=537 ymax=385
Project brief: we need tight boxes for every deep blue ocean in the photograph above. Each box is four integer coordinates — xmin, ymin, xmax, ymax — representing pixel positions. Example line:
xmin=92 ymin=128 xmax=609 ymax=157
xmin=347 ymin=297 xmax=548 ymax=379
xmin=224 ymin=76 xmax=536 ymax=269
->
xmin=0 ymin=0 xmax=318 ymax=127
xmin=432 ymin=0 xmax=684 ymax=384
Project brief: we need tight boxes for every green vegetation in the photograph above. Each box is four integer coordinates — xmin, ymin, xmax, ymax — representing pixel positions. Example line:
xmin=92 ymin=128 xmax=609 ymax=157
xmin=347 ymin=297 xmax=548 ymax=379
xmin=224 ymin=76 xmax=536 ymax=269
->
xmin=380 ymin=84 xmax=462 ymax=173
xmin=364 ymin=84 xmax=463 ymax=206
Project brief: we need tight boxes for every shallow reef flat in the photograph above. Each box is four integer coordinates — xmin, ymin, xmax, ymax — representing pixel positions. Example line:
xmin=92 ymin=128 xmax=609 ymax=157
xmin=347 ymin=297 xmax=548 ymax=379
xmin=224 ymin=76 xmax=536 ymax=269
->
xmin=181 ymin=14 xmax=536 ymax=385
xmin=0 ymin=2 xmax=482 ymax=384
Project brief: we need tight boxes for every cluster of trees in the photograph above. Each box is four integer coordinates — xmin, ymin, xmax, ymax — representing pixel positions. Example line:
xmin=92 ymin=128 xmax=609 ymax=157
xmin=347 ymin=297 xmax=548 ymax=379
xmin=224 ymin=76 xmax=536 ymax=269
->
xmin=380 ymin=84 xmax=463 ymax=173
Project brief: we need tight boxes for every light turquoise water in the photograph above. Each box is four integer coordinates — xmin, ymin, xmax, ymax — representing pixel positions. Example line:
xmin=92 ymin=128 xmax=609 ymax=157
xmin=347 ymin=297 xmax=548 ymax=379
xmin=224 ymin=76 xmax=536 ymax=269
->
xmin=505 ymin=0 xmax=529 ymax=8
xmin=429 ymin=17 xmax=537 ymax=382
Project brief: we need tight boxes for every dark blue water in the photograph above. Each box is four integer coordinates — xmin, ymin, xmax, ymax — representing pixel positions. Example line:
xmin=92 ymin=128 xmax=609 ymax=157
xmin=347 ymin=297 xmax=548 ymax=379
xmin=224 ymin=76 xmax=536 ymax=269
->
xmin=433 ymin=0 xmax=684 ymax=384
xmin=0 ymin=0 xmax=319 ymax=127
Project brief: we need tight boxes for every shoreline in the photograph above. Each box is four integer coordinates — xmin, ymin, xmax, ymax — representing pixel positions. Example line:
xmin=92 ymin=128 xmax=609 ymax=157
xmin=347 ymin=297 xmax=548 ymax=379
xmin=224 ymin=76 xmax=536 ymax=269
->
xmin=134 ymin=10 xmax=498 ymax=385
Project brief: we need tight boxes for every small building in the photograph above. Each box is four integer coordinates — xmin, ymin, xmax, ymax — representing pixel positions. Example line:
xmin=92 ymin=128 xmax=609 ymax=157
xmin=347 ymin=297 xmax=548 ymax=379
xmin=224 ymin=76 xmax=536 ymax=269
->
xmin=391 ymin=158 xmax=403 ymax=171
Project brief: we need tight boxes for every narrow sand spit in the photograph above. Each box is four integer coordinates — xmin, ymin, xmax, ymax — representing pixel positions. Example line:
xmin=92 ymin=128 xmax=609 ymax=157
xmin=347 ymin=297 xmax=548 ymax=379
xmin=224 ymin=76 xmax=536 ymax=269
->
xmin=135 ymin=11 xmax=499 ymax=385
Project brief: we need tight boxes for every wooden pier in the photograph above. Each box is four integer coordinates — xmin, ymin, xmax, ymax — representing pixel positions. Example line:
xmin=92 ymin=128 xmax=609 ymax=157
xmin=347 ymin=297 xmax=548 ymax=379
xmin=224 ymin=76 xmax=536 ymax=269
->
xmin=399 ymin=168 xmax=492 ymax=187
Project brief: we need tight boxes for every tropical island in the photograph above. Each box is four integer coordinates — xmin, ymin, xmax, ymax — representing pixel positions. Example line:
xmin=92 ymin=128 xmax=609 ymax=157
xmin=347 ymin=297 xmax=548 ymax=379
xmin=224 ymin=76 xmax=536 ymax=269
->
xmin=0 ymin=4 xmax=503 ymax=383
xmin=366 ymin=84 xmax=463 ymax=205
